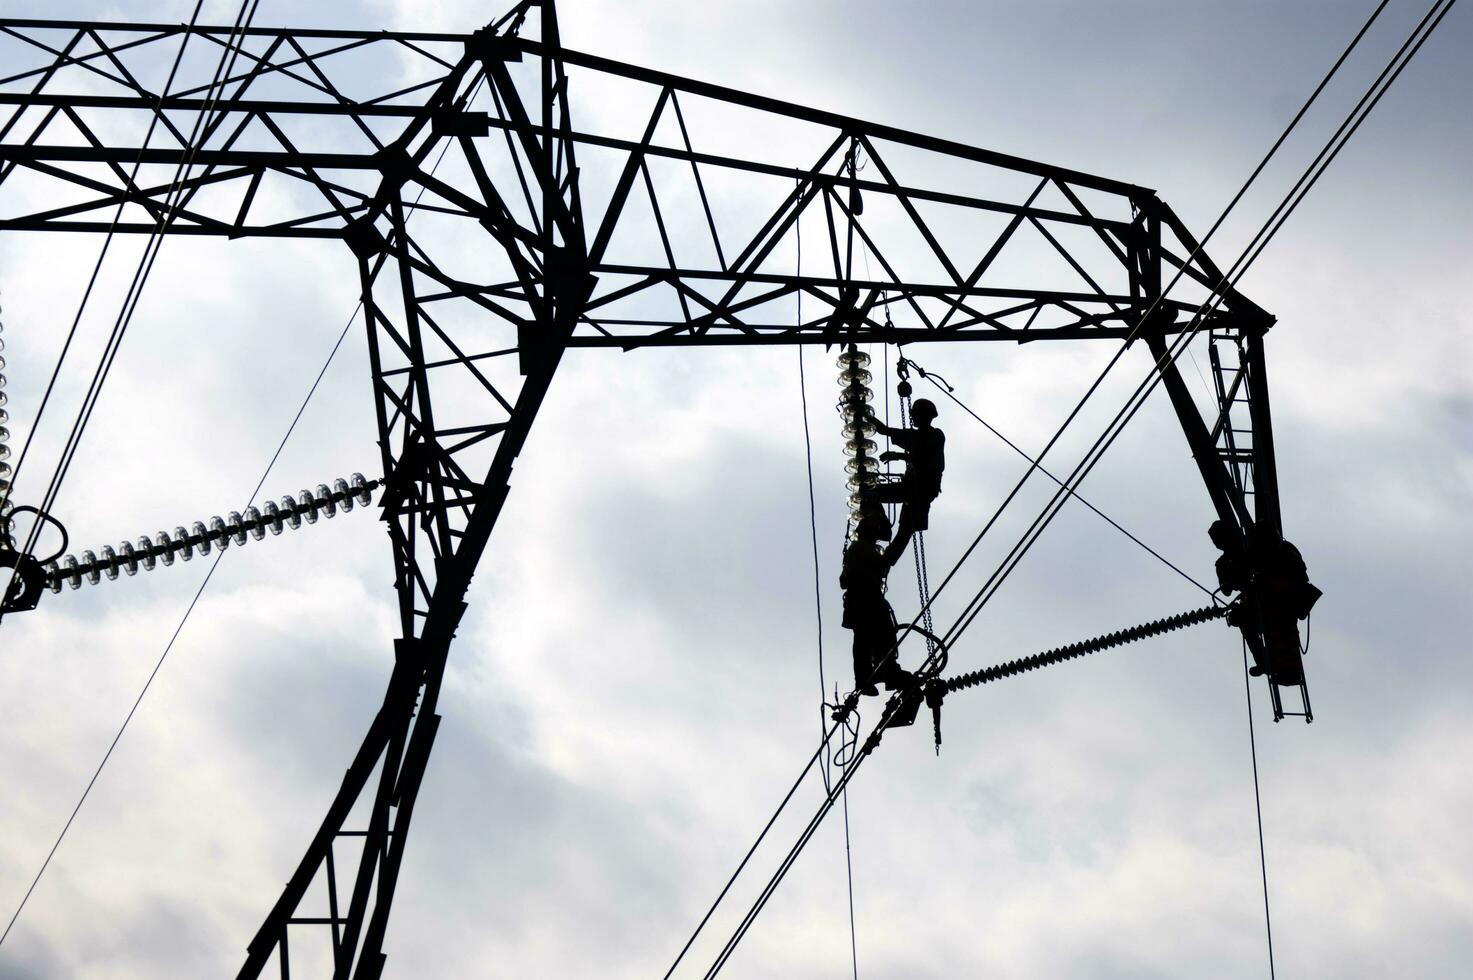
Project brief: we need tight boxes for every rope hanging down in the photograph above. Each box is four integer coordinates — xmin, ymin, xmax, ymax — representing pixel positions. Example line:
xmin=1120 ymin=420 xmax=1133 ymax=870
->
xmin=902 ymin=356 xmax=1214 ymax=598
xmin=914 ymin=0 xmax=1450 ymax=679
xmin=0 ymin=46 xmax=490 ymax=950
xmin=793 ymin=199 xmax=861 ymax=980
xmin=865 ymin=0 xmax=1408 ymax=688
xmin=693 ymin=2 xmax=1449 ymax=972
xmin=894 ymin=354 xmax=938 ymax=659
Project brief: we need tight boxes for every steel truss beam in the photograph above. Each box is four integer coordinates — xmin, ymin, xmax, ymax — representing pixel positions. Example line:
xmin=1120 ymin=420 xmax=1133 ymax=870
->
xmin=0 ymin=1 xmax=1297 ymax=974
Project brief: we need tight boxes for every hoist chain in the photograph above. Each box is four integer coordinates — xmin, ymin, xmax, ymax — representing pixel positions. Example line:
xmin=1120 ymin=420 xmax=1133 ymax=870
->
xmin=894 ymin=356 xmax=938 ymax=658
xmin=942 ymin=603 xmax=1228 ymax=694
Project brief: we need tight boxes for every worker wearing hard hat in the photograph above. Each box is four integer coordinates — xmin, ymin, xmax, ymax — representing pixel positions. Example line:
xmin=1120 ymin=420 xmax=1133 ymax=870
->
xmin=870 ymin=398 xmax=945 ymax=568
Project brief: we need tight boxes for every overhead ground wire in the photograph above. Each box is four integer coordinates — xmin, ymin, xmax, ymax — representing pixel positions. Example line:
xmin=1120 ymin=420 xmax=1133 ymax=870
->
xmin=2 ymin=0 xmax=263 ymax=621
xmin=0 ymin=2 xmax=207 ymax=515
xmin=938 ymin=0 xmax=1454 ymax=659
xmin=0 ymin=63 xmax=494 ymax=947
xmin=661 ymin=716 xmax=847 ymax=980
xmin=32 ymin=0 xmax=264 ymax=518
xmin=0 ymin=1 xmax=211 ymax=617
xmin=1243 ymin=641 xmax=1276 ymax=978
xmin=911 ymin=362 xmax=1214 ymax=596
xmin=697 ymin=1 xmax=1434 ymax=971
xmin=880 ymin=0 xmax=1398 ymax=676
xmin=0 ymin=0 xmax=261 ymax=944
xmin=795 ymin=184 xmax=861 ymax=980
xmin=903 ymin=7 xmax=1453 ymax=971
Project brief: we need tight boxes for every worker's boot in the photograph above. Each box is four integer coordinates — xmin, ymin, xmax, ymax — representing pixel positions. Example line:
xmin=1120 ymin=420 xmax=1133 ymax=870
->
xmin=853 ymin=652 xmax=879 ymax=696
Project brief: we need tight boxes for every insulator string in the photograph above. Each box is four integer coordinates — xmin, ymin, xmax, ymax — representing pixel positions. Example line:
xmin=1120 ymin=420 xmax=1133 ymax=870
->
xmin=0 ymin=290 xmax=11 ymax=541
xmin=44 ymin=473 xmax=377 ymax=591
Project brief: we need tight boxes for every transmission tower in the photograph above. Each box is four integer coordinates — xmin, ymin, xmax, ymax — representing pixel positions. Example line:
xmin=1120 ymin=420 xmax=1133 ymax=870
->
xmin=0 ymin=2 xmax=1313 ymax=974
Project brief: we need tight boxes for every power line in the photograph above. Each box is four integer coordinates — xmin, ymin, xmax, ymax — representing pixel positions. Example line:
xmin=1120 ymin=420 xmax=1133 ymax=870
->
xmin=0 ymin=64 xmax=495 ymax=950
xmin=0 ymin=0 xmax=261 ymax=942
xmin=0 ymin=295 xmax=358 ymax=951
xmin=661 ymin=718 xmax=845 ymax=980
xmin=912 ymin=361 xmax=1214 ymax=596
xmin=3 ymin=0 xmax=265 ymax=617
xmin=693 ymin=2 xmax=1436 ymax=970
xmin=794 ymin=212 xmax=862 ymax=978
xmin=0 ymin=0 xmax=210 ymax=618
xmin=938 ymin=0 xmax=1456 ymax=658
xmin=0 ymin=1 xmax=207 ymax=514
xmin=1242 ymin=641 xmax=1276 ymax=979
xmin=875 ymin=0 xmax=1396 ymax=669
xmin=28 ymin=0 xmax=264 ymax=535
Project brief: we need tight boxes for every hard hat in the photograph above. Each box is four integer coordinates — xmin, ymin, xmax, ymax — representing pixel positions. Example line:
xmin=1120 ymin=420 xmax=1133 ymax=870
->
xmin=911 ymin=398 xmax=938 ymax=421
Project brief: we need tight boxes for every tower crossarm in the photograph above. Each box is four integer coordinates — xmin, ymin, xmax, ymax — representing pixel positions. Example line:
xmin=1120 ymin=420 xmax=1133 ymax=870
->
xmin=0 ymin=3 xmax=1302 ymax=976
xmin=0 ymin=20 xmax=480 ymax=239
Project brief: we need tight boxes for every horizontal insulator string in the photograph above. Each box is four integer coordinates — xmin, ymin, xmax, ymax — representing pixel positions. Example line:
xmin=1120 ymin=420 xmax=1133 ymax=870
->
xmin=44 ymin=472 xmax=379 ymax=591
xmin=943 ymin=604 xmax=1227 ymax=694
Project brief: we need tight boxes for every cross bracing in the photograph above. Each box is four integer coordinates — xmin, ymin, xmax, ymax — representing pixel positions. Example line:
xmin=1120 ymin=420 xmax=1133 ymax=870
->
xmin=0 ymin=2 xmax=1297 ymax=976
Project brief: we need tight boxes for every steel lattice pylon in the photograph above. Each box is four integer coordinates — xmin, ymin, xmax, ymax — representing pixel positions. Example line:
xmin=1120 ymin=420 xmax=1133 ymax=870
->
xmin=0 ymin=2 xmax=1304 ymax=974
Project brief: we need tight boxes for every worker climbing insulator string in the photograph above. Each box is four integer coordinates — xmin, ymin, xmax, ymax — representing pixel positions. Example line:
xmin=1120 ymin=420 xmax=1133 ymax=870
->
xmin=868 ymin=351 xmax=945 ymax=573
xmin=41 ymin=472 xmax=378 ymax=592
xmin=836 ymin=342 xmax=906 ymax=697
xmin=892 ymin=356 xmax=937 ymax=660
xmin=835 ymin=331 xmax=953 ymax=704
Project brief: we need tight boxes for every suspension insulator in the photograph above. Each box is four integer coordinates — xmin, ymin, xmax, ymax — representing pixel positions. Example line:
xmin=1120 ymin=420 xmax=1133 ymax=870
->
xmin=119 ymin=541 xmax=138 ymax=576
xmin=835 ymin=344 xmax=880 ymax=530
xmin=191 ymin=521 xmax=210 ymax=557
xmin=42 ymin=472 xmax=381 ymax=592
xmin=0 ymin=294 xmax=12 ymax=521
xmin=209 ymin=515 xmax=230 ymax=550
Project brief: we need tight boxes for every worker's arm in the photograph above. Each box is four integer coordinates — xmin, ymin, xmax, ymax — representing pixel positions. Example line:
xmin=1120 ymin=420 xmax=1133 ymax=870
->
xmin=869 ymin=416 xmax=900 ymax=439
xmin=880 ymin=450 xmax=907 ymax=463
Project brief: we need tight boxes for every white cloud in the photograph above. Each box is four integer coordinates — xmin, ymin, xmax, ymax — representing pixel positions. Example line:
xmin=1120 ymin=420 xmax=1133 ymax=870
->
xmin=0 ymin=1 xmax=1469 ymax=978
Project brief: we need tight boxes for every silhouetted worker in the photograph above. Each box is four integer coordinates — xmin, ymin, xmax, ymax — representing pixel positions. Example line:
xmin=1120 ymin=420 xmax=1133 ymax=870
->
xmin=841 ymin=513 xmax=906 ymax=696
xmin=1208 ymin=519 xmax=1251 ymax=596
xmin=870 ymin=399 xmax=945 ymax=568
xmin=1209 ymin=519 xmax=1321 ymax=681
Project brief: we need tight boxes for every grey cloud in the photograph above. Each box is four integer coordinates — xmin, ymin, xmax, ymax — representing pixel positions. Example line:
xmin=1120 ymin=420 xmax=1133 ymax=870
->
xmin=0 ymin=0 xmax=1469 ymax=977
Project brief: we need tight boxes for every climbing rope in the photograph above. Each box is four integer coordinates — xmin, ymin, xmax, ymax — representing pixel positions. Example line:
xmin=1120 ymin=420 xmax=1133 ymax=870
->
xmin=794 ymin=188 xmax=861 ymax=980
xmin=0 ymin=289 xmax=11 ymax=532
xmin=904 ymin=355 xmax=1214 ymax=599
xmin=1242 ymin=640 xmax=1277 ymax=979
xmin=695 ymin=1 xmax=1448 ymax=967
xmin=893 ymin=354 xmax=937 ymax=660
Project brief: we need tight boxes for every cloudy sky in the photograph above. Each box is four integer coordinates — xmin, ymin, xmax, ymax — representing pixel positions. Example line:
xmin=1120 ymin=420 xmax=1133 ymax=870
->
xmin=0 ymin=1 xmax=1469 ymax=977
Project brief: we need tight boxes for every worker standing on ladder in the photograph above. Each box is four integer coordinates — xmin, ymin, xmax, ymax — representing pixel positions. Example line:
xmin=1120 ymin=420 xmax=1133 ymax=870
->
xmin=1209 ymin=519 xmax=1320 ymax=682
xmin=870 ymin=396 xmax=945 ymax=569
